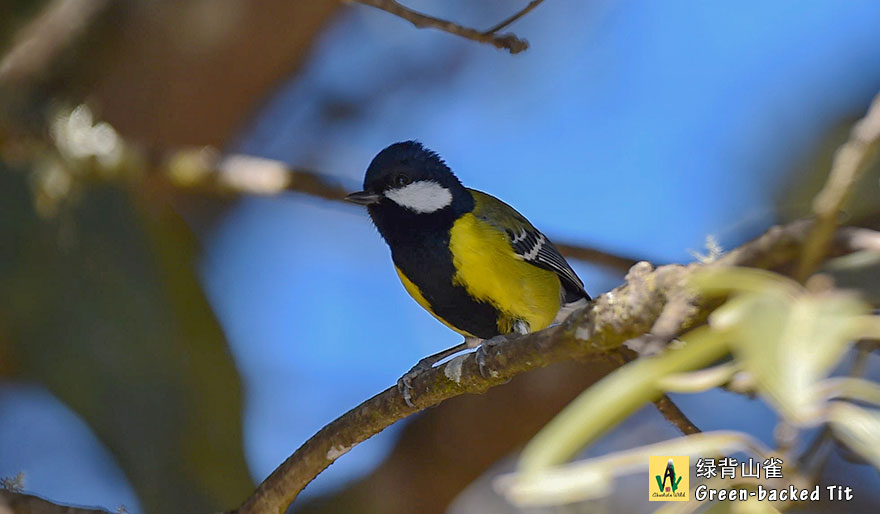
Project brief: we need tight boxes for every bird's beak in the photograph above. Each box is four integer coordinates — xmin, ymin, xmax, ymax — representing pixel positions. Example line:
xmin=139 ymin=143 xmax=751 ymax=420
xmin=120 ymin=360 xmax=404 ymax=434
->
xmin=344 ymin=190 xmax=381 ymax=205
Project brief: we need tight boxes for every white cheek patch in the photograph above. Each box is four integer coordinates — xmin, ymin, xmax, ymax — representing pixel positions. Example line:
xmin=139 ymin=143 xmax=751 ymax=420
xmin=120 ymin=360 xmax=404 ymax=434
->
xmin=385 ymin=180 xmax=453 ymax=213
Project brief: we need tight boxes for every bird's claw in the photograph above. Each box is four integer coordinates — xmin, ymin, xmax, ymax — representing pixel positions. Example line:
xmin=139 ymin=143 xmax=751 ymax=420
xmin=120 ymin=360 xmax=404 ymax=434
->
xmin=397 ymin=358 xmax=433 ymax=408
xmin=476 ymin=335 xmax=507 ymax=379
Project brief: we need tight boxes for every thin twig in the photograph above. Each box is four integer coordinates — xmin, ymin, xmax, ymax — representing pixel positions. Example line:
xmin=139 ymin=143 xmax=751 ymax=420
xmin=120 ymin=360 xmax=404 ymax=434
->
xmin=653 ymin=395 xmax=701 ymax=435
xmin=796 ymin=91 xmax=880 ymax=280
xmin=231 ymin=222 xmax=875 ymax=514
xmin=352 ymin=0 xmax=530 ymax=54
xmin=482 ymin=0 xmax=546 ymax=35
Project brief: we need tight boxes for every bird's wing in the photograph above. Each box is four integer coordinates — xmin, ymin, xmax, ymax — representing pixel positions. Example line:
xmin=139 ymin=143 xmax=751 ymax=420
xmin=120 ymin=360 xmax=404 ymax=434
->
xmin=468 ymin=189 xmax=588 ymax=301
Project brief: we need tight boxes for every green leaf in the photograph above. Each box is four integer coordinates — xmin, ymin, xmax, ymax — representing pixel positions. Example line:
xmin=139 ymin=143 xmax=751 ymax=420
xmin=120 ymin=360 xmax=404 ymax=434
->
xmin=518 ymin=326 xmax=730 ymax=473
xmin=818 ymin=377 xmax=880 ymax=406
xmin=829 ymin=403 xmax=880 ymax=470
xmin=657 ymin=362 xmax=739 ymax=393
xmin=690 ymin=267 xmax=801 ymax=298
xmin=501 ymin=430 xmax=771 ymax=507
xmin=693 ymin=267 xmax=869 ymax=425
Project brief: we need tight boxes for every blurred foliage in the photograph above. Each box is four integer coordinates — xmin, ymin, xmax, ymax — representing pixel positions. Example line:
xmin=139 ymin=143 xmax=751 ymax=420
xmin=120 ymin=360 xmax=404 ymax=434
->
xmin=501 ymin=431 xmax=773 ymax=507
xmin=778 ymin=121 xmax=880 ymax=226
xmin=0 ymin=106 xmax=253 ymax=512
xmin=502 ymin=267 xmax=880 ymax=512
xmin=0 ymin=3 xmax=340 ymax=508
xmin=693 ymin=269 xmax=871 ymax=425
xmin=778 ymin=121 xmax=880 ymax=303
xmin=0 ymin=0 xmax=49 ymax=48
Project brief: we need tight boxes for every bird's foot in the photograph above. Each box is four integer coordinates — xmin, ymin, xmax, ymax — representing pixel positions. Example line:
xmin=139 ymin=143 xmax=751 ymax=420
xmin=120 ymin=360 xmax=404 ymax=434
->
xmin=396 ymin=341 xmax=470 ymax=407
xmin=475 ymin=334 xmax=508 ymax=379
xmin=397 ymin=357 xmax=435 ymax=408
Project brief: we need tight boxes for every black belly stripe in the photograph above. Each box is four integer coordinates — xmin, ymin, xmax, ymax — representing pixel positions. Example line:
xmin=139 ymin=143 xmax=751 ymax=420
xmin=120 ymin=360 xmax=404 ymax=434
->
xmin=369 ymin=201 xmax=503 ymax=339
xmin=391 ymin=234 xmax=502 ymax=340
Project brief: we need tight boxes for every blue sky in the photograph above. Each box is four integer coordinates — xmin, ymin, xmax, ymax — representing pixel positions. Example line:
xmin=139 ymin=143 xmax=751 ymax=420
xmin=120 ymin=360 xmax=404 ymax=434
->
xmin=3 ymin=0 xmax=880 ymax=511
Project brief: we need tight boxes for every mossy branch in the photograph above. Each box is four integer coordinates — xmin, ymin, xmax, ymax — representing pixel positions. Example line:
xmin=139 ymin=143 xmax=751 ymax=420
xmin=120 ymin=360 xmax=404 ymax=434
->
xmin=232 ymin=221 xmax=879 ymax=514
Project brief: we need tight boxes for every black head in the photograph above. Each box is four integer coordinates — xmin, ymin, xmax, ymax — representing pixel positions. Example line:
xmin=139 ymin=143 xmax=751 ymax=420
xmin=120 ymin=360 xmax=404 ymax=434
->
xmin=345 ymin=141 xmax=473 ymax=216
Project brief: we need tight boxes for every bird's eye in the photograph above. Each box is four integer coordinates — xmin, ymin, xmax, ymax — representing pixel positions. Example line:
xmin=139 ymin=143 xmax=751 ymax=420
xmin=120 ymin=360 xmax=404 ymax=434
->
xmin=394 ymin=174 xmax=412 ymax=187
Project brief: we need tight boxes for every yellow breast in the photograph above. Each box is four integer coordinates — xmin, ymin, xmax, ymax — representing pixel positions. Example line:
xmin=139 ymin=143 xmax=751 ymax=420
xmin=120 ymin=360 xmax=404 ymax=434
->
xmin=448 ymin=213 xmax=561 ymax=334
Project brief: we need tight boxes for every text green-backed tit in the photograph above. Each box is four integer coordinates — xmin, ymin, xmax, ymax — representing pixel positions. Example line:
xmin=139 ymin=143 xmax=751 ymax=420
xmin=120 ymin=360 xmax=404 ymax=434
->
xmin=346 ymin=141 xmax=590 ymax=405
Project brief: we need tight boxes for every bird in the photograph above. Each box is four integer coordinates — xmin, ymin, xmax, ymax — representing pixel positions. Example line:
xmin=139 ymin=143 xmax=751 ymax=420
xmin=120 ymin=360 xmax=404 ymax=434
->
xmin=345 ymin=141 xmax=590 ymax=405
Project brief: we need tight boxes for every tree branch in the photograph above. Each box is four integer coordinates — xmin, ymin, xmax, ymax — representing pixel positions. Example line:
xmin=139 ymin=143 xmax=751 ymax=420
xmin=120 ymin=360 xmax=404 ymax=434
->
xmin=232 ymin=221 xmax=879 ymax=514
xmin=796 ymin=91 xmax=880 ymax=280
xmin=482 ymin=0 xmax=546 ymax=35
xmin=652 ymin=395 xmax=701 ymax=435
xmin=351 ymin=0 xmax=533 ymax=54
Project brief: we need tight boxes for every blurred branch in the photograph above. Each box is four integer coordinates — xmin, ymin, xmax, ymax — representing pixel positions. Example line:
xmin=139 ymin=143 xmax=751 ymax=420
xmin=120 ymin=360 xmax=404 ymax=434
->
xmin=552 ymin=242 xmax=641 ymax=273
xmin=1 ymin=0 xmax=339 ymax=146
xmin=161 ymin=151 xmax=646 ymax=272
xmin=797 ymin=91 xmax=880 ymax=280
xmin=351 ymin=0 xmax=538 ymax=54
xmin=0 ymin=109 xmax=647 ymax=272
xmin=0 ymin=0 xmax=113 ymax=86
xmin=164 ymin=152 xmax=353 ymax=201
xmin=0 ymin=489 xmax=112 ymax=514
xmin=233 ymin=221 xmax=879 ymax=514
